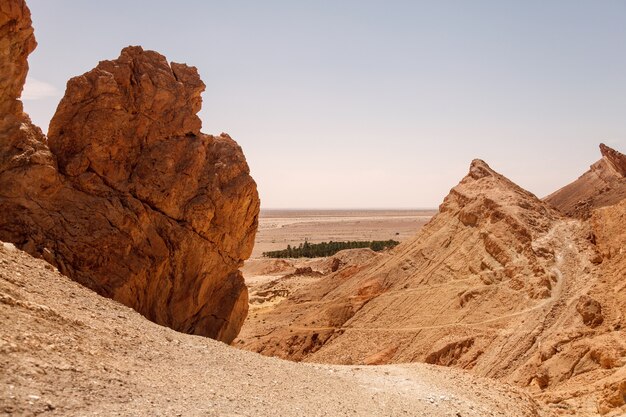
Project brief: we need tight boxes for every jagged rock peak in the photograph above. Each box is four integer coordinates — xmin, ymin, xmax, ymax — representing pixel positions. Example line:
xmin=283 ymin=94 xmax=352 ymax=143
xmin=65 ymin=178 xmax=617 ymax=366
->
xmin=48 ymin=45 xmax=206 ymax=182
xmin=441 ymin=157 xmax=558 ymax=233
xmin=544 ymin=143 xmax=626 ymax=218
xmin=599 ymin=143 xmax=626 ymax=177
xmin=0 ymin=0 xmax=259 ymax=343
xmin=459 ymin=158 xmax=543 ymax=207
xmin=468 ymin=159 xmax=495 ymax=179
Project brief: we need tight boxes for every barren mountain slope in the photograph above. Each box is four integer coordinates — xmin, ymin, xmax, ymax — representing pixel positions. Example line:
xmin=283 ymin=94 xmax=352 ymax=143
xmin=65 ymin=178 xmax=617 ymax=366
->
xmin=0 ymin=243 xmax=552 ymax=417
xmin=0 ymin=0 xmax=259 ymax=342
xmin=545 ymin=144 xmax=626 ymax=218
xmin=586 ymin=198 xmax=626 ymax=414
xmin=239 ymin=160 xmax=626 ymax=416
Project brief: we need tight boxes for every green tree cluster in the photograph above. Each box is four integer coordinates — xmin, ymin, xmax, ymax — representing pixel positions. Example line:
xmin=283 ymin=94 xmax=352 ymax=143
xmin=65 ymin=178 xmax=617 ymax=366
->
xmin=262 ymin=240 xmax=399 ymax=259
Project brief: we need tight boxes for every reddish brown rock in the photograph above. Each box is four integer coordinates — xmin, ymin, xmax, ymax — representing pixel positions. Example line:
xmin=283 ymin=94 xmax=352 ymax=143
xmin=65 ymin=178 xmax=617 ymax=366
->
xmin=0 ymin=0 xmax=58 ymax=204
xmin=576 ymin=295 xmax=604 ymax=328
xmin=600 ymin=143 xmax=626 ymax=176
xmin=48 ymin=46 xmax=205 ymax=186
xmin=598 ymin=380 xmax=626 ymax=415
xmin=0 ymin=0 xmax=259 ymax=343
xmin=0 ymin=0 xmax=35 ymax=121
xmin=0 ymin=0 xmax=54 ymax=172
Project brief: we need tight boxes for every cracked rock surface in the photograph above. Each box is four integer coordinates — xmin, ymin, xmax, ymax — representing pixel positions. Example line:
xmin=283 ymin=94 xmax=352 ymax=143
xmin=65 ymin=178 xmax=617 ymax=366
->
xmin=0 ymin=0 xmax=259 ymax=342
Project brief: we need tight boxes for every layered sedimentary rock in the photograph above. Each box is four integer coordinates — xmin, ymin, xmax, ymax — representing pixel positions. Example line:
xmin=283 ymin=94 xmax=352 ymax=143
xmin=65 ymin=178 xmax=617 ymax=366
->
xmin=545 ymin=144 xmax=626 ymax=218
xmin=242 ymin=160 xmax=570 ymax=361
xmin=242 ymin=158 xmax=626 ymax=415
xmin=0 ymin=0 xmax=259 ymax=343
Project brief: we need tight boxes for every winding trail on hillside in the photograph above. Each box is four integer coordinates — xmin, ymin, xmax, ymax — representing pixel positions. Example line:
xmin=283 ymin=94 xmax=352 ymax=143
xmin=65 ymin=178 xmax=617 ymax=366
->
xmin=286 ymin=221 xmax=586 ymax=336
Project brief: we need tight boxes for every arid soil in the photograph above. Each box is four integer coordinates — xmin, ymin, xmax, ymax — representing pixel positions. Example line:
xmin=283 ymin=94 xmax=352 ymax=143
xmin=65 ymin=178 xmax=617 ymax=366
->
xmin=238 ymin=248 xmax=383 ymax=338
xmin=251 ymin=209 xmax=435 ymax=257
xmin=237 ymin=153 xmax=626 ymax=417
xmin=0 ymin=243 xmax=553 ymax=417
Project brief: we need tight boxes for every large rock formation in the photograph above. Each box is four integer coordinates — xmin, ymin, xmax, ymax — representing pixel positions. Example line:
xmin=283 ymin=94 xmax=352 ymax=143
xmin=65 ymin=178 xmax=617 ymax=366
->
xmin=0 ymin=0 xmax=259 ymax=343
xmin=545 ymin=144 xmax=626 ymax=218
xmin=0 ymin=0 xmax=34 ymax=123
xmin=240 ymin=157 xmax=626 ymax=415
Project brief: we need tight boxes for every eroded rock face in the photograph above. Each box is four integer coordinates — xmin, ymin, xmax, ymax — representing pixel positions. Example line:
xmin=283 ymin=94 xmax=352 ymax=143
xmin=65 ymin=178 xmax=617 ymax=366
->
xmin=239 ymin=157 xmax=626 ymax=415
xmin=545 ymin=144 xmax=626 ymax=218
xmin=240 ymin=159 xmax=571 ymax=361
xmin=0 ymin=0 xmax=259 ymax=343
xmin=576 ymin=295 xmax=604 ymax=328
xmin=48 ymin=46 xmax=205 ymax=185
xmin=600 ymin=143 xmax=626 ymax=177
xmin=0 ymin=0 xmax=35 ymax=121
xmin=0 ymin=0 xmax=53 ymax=173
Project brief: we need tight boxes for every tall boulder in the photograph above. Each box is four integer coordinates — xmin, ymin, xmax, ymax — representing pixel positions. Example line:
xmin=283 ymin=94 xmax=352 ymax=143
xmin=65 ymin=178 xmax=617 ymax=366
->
xmin=0 ymin=0 xmax=259 ymax=343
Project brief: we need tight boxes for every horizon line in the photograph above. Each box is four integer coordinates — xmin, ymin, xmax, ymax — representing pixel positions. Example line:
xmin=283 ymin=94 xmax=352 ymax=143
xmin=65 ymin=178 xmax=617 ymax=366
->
xmin=259 ymin=207 xmax=439 ymax=211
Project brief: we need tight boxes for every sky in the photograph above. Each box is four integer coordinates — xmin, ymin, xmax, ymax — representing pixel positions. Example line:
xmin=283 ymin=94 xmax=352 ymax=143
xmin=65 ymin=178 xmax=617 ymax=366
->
xmin=23 ymin=0 xmax=626 ymax=209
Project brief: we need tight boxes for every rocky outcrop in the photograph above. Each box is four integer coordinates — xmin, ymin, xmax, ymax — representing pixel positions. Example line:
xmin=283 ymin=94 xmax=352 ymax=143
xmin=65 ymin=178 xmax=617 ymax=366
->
xmin=0 ymin=0 xmax=259 ymax=343
xmin=600 ymin=143 xmax=626 ymax=176
xmin=545 ymin=144 xmax=626 ymax=218
xmin=0 ymin=0 xmax=35 ymax=124
xmin=0 ymin=0 xmax=52 ymax=174
xmin=47 ymin=46 xmax=205 ymax=184
xmin=576 ymin=295 xmax=604 ymax=328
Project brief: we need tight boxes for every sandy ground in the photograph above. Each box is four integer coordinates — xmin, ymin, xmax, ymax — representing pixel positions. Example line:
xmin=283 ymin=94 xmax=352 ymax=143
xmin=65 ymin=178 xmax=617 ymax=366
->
xmin=0 ymin=242 xmax=554 ymax=417
xmin=251 ymin=209 xmax=436 ymax=258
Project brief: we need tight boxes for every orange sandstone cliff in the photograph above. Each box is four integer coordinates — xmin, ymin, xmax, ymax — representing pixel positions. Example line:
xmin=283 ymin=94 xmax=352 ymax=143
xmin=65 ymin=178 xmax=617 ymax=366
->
xmin=0 ymin=0 xmax=259 ymax=343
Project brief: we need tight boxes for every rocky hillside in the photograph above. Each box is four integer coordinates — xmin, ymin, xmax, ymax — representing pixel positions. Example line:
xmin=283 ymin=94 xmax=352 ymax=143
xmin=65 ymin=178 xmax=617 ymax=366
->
xmin=0 ymin=0 xmax=259 ymax=342
xmin=239 ymin=157 xmax=626 ymax=416
xmin=0 ymin=242 xmax=553 ymax=417
xmin=545 ymin=144 xmax=626 ymax=218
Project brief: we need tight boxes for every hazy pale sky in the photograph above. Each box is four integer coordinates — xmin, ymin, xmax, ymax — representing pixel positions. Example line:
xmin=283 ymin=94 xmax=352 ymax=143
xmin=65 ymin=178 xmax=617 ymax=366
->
xmin=23 ymin=1 xmax=626 ymax=209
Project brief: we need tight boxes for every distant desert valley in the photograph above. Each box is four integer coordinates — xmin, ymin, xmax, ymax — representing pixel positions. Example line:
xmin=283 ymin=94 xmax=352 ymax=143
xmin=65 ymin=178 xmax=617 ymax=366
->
xmin=1 ymin=1 xmax=625 ymax=416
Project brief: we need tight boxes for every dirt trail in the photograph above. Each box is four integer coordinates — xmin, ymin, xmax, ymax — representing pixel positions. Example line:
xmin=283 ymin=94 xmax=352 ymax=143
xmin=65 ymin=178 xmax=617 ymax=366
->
xmin=288 ymin=221 xmax=579 ymax=335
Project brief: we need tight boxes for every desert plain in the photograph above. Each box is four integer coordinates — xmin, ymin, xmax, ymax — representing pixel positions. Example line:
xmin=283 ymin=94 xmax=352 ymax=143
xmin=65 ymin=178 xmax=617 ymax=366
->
xmin=250 ymin=209 xmax=436 ymax=257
